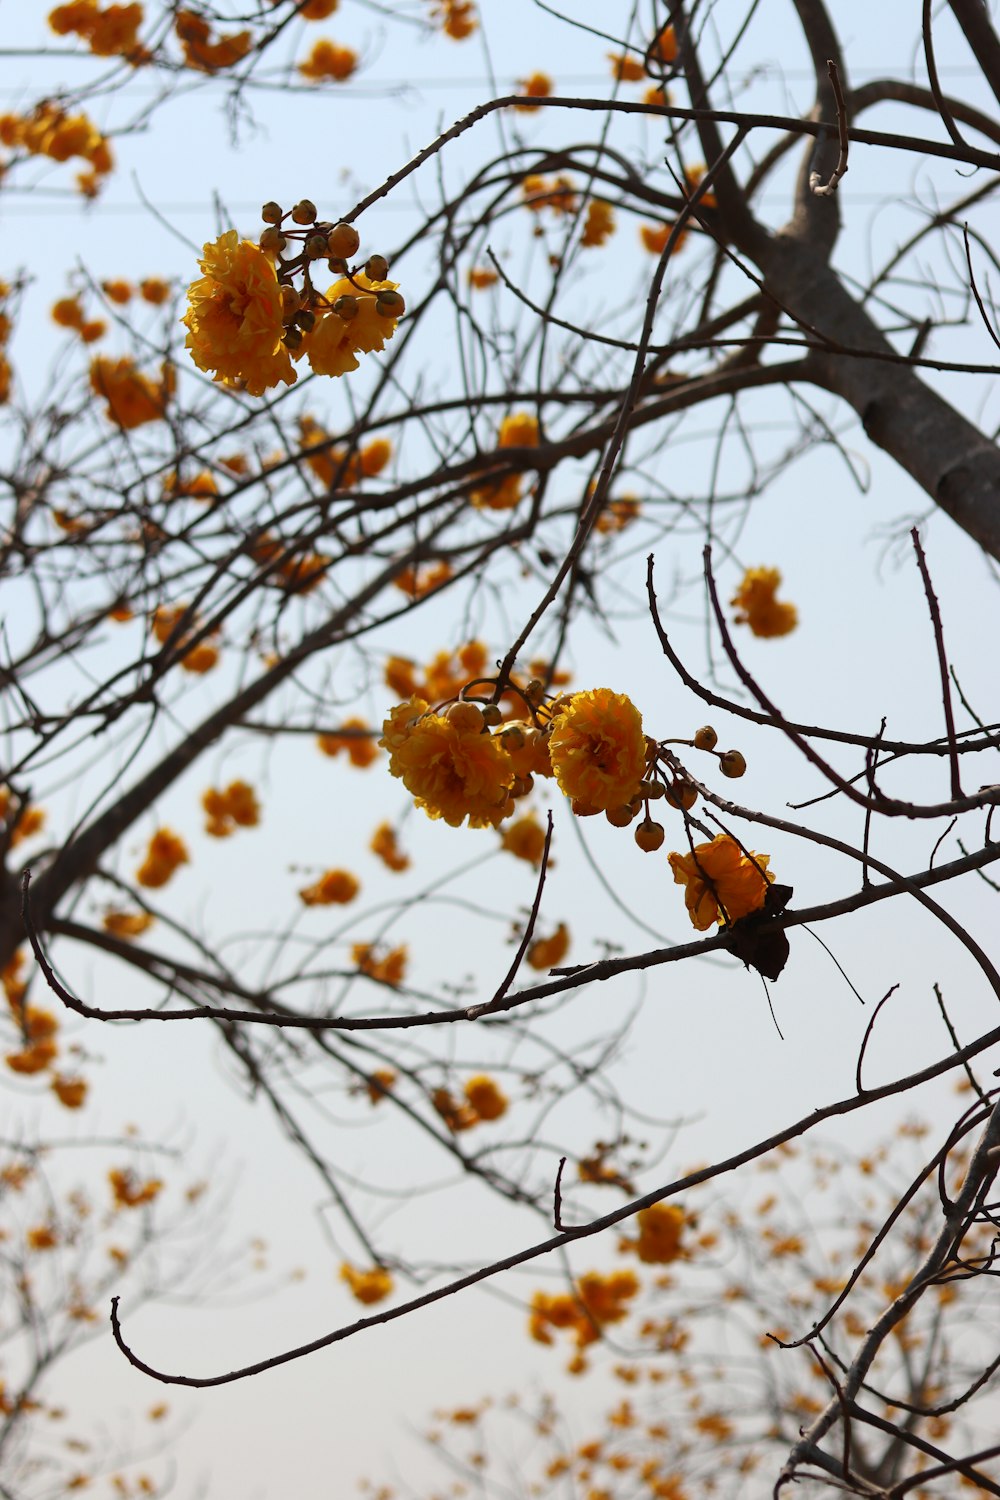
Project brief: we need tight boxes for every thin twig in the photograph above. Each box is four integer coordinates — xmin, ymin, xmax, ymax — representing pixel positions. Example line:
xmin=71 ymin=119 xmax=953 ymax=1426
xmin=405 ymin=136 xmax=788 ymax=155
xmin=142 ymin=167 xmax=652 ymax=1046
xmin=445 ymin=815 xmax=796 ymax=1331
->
xmin=911 ymin=528 xmax=962 ymax=801
xmin=809 ymin=60 xmax=850 ymax=196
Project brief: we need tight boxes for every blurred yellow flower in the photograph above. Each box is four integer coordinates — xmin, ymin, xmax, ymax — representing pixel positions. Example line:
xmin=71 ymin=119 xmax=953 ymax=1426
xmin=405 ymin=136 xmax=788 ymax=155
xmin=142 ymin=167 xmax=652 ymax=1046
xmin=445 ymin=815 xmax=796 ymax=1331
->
xmin=731 ymin=566 xmax=798 ymax=638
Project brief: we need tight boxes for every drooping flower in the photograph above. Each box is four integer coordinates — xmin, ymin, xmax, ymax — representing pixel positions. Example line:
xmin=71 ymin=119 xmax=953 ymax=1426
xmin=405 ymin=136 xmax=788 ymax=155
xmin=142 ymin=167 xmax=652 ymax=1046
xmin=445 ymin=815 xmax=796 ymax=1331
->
xmin=640 ymin=220 xmax=687 ymax=256
xmin=89 ymin=355 xmax=172 ymax=428
xmin=548 ymin=689 xmax=647 ymax=812
xmin=730 ymin=566 xmax=798 ymax=638
xmin=353 ymin=943 xmax=407 ymax=986
xmin=51 ymin=1075 xmax=88 ymax=1109
xmin=182 ymin=230 xmax=296 ymax=396
xmin=431 ymin=1086 xmax=478 ymax=1132
xmin=668 ymin=833 xmax=773 ymax=931
xmin=370 ymin=822 xmax=410 ymax=871
xmin=109 ymin=1167 xmax=162 ymax=1208
xmin=380 ymin=698 xmax=515 ymax=829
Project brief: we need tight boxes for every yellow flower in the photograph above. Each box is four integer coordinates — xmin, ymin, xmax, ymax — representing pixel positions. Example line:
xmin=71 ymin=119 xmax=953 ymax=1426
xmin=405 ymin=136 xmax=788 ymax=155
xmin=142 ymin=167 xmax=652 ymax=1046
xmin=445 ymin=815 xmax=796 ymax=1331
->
xmin=103 ymin=910 xmax=154 ymax=940
xmin=136 ymin=828 xmax=189 ymax=889
xmin=527 ymin=921 xmax=569 ymax=971
xmin=89 ymin=355 xmax=172 ymax=429
xmin=182 ymin=230 xmax=296 ymax=397
xmin=296 ymin=273 xmax=401 ymax=378
xmin=464 ymin=1074 xmax=508 ymax=1121
xmin=370 ymin=821 xmax=410 ymax=871
xmin=498 ymin=411 xmax=539 ymax=448
xmin=298 ymin=39 xmax=357 ymax=81
xmin=51 ymin=1075 xmax=88 ymax=1109
xmin=513 ymin=71 xmax=553 ymax=111
xmin=730 ymin=566 xmax=798 ymax=638
xmin=500 ymin=813 xmax=547 ymax=866
xmin=380 ymin=698 xmax=514 ymax=829
xmin=620 ymin=1203 xmax=686 ymax=1263
xmin=353 ymin=943 xmax=407 ymax=986
xmin=580 ymin=199 xmax=616 ymax=248
xmin=109 ymin=1167 xmax=162 ymax=1208
xmin=608 ymin=51 xmax=645 ymax=81
xmin=548 ymin=689 xmax=647 ymax=812
xmin=317 ymin=718 xmax=379 ymax=767
xmin=668 ymin=834 xmax=773 ymax=931
xmin=340 ymin=1263 xmax=393 ymax=1304
xmin=467 ymin=267 xmax=498 ymax=289
xmin=298 ymin=869 xmax=360 ymax=906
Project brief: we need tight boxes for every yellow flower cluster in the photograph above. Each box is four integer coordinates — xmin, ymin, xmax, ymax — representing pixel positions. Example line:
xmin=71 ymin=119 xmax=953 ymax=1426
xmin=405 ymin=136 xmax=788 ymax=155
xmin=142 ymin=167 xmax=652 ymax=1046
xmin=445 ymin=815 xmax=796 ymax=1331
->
xmin=431 ymin=1073 xmax=508 ymax=1132
xmin=298 ymin=39 xmax=357 ymax=81
xmin=202 ymin=781 xmax=260 ymax=837
xmin=136 ymin=828 xmax=189 ymax=888
xmin=513 ymin=72 xmax=553 ymax=111
xmin=522 ymin=173 xmax=578 ymax=215
xmin=730 ymin=566 xmax=798 ymax=638
xmin=0 ymin=103 xmax=113 ymax=195
xmin=581 ymin=200 xmax=616 ymax=248
xmin=500 ymin=812 xmax=547 ymax=866
xmin=471 ymin=411 xmax=540 ymax=510
xmin=182 ymin=221 xmax=402 ymax=395
xmin=370 ymin=822 xmax=410 ymax=871
xmin=90 ymin=355 xmax=174 ymax=429
xmin=380 ymin=699 xmax=519 ymax=829
xmin=151 ymin=605 xmax=220 ymax=673
xmin=529 ymin=1270 xmax=640 ymax=1365
xmin=353 ymin=943 xmax=407 ymax=986
xmin=103 ymin=909 xmax=155 ymax=940
xmin=0 ymin=788 xmax=45 ymax=847
xmin=3 ymin=952 xmax=88 ymax=1109
xmin=52 ymin=294 xmax=105 ymax=342
xmin=668 ymin=834 xmax=772 ymax=930
xmin=317 ymin=719 xmax=380 ymax=768
xmin=431 ymin=0 xmax=477 ymax=40
xmin=48 ymin=3 xmax=148 ymax=63
xmin=109 ymin=1167 xmax=162 ymax=1208
xmin=298 ymin=868 xmax=360 ymax=906
xmin=619 ymin=1203 xmax=687 ymax=1264
xmin=175 ymin=10 xmax=251 ymax=71
xmin=527 ymin=921 xmax=570 ymax=971
xmin=299 ymin=417 xmax=392 ymax=488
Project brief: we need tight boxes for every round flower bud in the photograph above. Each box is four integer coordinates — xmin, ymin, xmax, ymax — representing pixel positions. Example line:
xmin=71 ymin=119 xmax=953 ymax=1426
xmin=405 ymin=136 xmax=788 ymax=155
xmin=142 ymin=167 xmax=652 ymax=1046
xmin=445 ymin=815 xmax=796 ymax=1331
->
xmin=571 ymin=799 xmax=601 ymax=817
xmin=639 ymin=778 xmax=666 ymax=800
xmin=296 ymin=309 xmax=316 ymax=332
xmin=259 ymin=227 xmax=286 ymax=255
xmin=719 ymin=749 xmax=747 ymax=778
xmin=665 ymin=781 xmax=698 ymax=811
xmin=481 ymin=704 xmax=503 ymax=726
xmin=606 ymin=803 xmax=637 ymax=827
xmin=332 ymin=294 xmax=359 ymax=320
xmin=305 ymin=234 xmax=328 ymax=259
xmin=327 ymin=222 xmax=361 ymax=259
xmin=282 ymin=325 xmax=304 ymax=350
xmin=366 ymin=254 xmax=389 ymax=281
xmin=445 ymin=700 xmax=485 ymax=732
xmin=376 ymin=290 xmax=405 ymax=319
xmin=291 ymin=199 xmax=318 ymax=224
xmin=327 ymin=257 xmax=348 ymax=276
xmin=635 ymin=818 xmax=665 ymax=852
xmin=523 ymin=678 xmax=544 ymax=704
xmin=261 ymin=201 xmax=283 ymax=224
xmin=511 ymin=774 xmax=534 ymax=798
xmin=280 ymin=285 xmax=301 ymax=319
xmin=693 ymin=725 xmax=718 ymax=751
xmin=500 ymin=725 xmax=526 ymax=751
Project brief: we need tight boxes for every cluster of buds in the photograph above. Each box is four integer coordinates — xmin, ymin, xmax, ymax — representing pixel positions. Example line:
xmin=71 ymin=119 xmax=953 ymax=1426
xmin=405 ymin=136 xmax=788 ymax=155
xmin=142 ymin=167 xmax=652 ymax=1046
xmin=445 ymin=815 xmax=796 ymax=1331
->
xmin=605 ymin=724 xmax=747 ymax=853
xmin=258 ymin=198 xmax=405 ymax=352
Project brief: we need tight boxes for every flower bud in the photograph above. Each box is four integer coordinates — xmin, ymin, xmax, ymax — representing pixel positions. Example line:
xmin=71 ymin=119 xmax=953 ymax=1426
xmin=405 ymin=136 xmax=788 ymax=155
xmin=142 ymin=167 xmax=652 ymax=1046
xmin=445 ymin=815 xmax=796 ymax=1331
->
xmin=665 ymin=781 xmax=698 ymax=810
xmin=500 ymin=725 xmax=526 ymax=751
xmin=445 ymin=700 xmax=484 ymax=732
xmin=366 ymin=254 xmax=389 ymax=281
xmin=693 ymin=725 xmax=718 ymax=751
xmin=719 ymin=749 xmax=747 ymax=778
xmin=511 ymin=774 xmax=534 ymax=797
xmin=280 ymin=285 xmax=301 ymax=319
xmin=606 ymin=803 xmax=637 ymax=827
xmin=376 ymin=289 xmax=405 ymax=318
xmin=282 ymin=325 xmax=304 ymax=349
xmin=327 ymin=257 xmax=349 ymax=276
xmin=332 ymin=294 xmax=359 ymax=320
xmin=639 ymin=778 xmax=666 ymax=799
xmin=291 ymin=198 xmax=318 ymax=224
xmin=259 ymin=227 xmax=286 ymax=255
xmin=571 ymin=799 xmax=601 ymax=817
xmin=261 ymin=200 xmax=283 ymax=224
xmin=305 ymin=233 xmax=328 ymax=259
xmin=635 ymin=818 xmax=665 ymax=852
xmin=296 ymin=309 xmax=316 ymax=332
xmin=327 ymin=222 xmax=361 ymax=258
xmin=481 ymin=704 xmax=503 ymax=726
